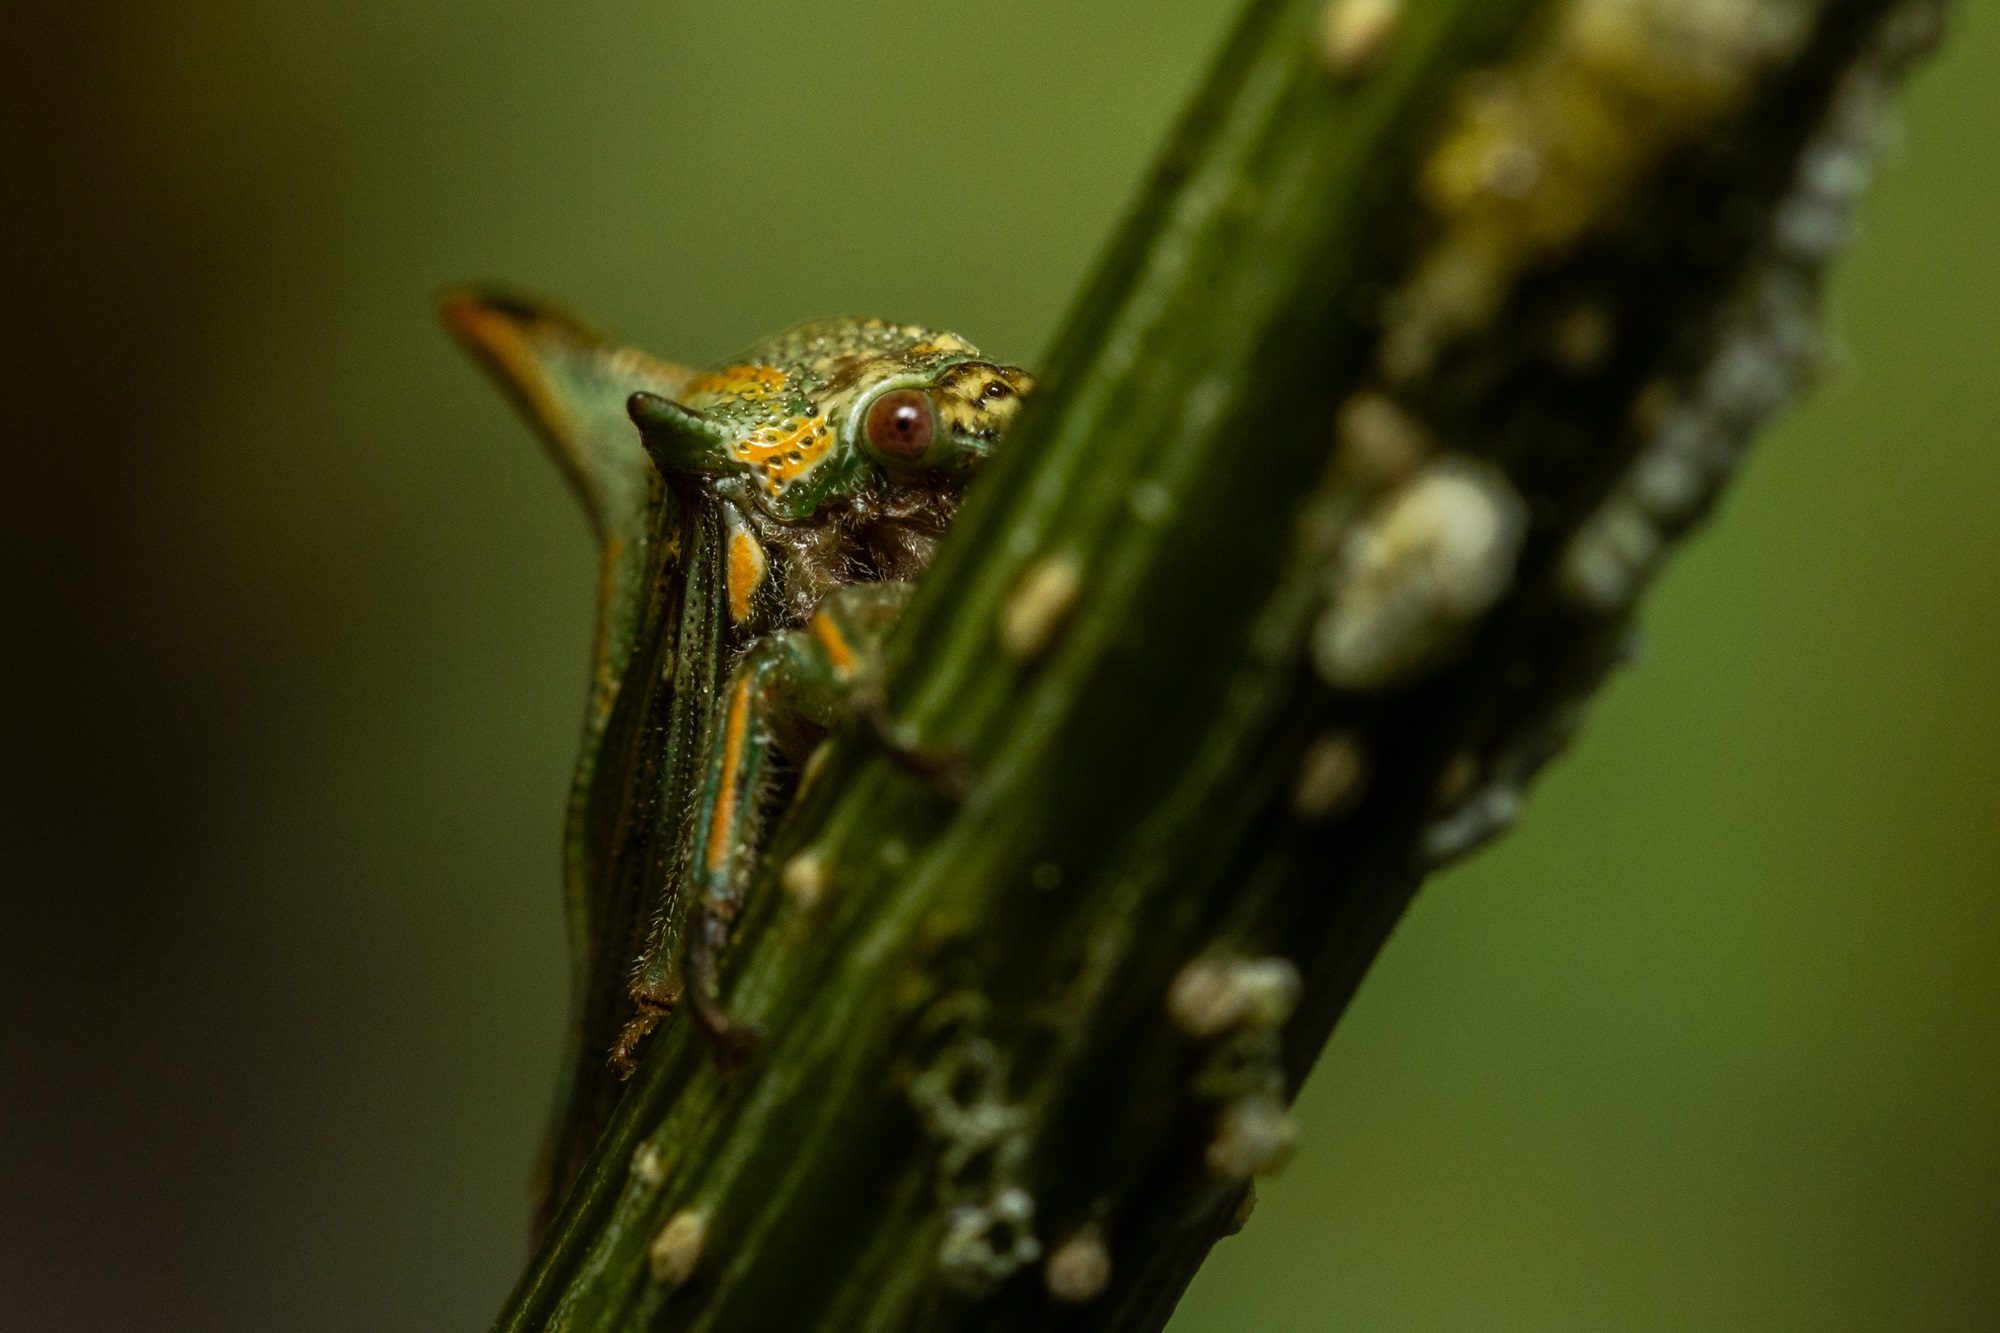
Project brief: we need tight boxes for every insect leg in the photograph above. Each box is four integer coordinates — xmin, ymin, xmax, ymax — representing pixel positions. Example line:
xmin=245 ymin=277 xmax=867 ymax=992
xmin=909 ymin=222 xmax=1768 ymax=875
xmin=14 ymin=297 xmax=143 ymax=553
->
xmin=677 ymin=646 xmax=792 ymax=1062
xmin=675 ymin=582 xmax=964 ymax=1063
xmin=807 ymin=583 xmax=972 ymax=799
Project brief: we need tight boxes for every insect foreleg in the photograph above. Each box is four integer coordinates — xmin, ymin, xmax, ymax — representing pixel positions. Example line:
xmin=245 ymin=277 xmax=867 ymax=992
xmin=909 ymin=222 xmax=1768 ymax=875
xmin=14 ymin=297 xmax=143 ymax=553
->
xmin=675 ymin=581 xmax=941 ymax=1062
xmin=812 ymin=584 xmax=973 ymax=799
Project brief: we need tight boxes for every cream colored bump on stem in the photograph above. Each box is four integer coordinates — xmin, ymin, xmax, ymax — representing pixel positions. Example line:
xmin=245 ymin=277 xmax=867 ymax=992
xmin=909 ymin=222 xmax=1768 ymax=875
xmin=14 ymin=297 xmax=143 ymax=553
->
xmin=648 ymin=1208 xmax=709 ymax=1286
xmin=1312 ymin=457 xmax=1527 ymax=691
xmin=1206 ymin=1095 xmax=1299 ymax=1180
xmin=1044 ymin=1226 xmax=1113 ymax=1303
xmin=938 ymin=1187 xmax=1041 ymax=1293
xmin=781 ymin=850 xmax=827 ymax=909
xmin=1318 ymin=0 xmax=1402 ymax=80
xmin=1167 ymin=956 xmax=1302 ymax=1039
xmin=1379 ymin=0 xmax=1816 ymax=380
xmin=999 ymin=552 xmax=1084 ymax=661
xmin=631 ymin=1142 xmax=668 ymax=1188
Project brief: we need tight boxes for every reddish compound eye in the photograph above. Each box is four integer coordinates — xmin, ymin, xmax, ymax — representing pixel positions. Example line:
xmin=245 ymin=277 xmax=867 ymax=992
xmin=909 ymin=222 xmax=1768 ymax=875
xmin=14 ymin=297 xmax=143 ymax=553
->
xmin=865 ymin=389 xmax=935 ymax=461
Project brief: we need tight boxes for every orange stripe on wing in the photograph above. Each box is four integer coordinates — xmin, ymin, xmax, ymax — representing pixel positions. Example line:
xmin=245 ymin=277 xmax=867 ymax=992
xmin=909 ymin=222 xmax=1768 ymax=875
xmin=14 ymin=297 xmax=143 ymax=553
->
xmin=811 ymin=610 xmax=856 ymax=679
xmin=726 ymin=528 xmax=767 ymax=624
xmin=687 ymin=364 xmax=786 ymax=399
xmin=707 ymin=676 xmax=753 ymax=875
xmin=439 ymin=299 xmax=569 ymax=441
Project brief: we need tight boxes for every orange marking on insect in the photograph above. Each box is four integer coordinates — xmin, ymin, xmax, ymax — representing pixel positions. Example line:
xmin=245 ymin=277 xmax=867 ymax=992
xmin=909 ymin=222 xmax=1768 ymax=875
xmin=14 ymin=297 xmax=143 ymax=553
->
xmin=439 ymin=296 xmax=696 ymax=464
xmin=687 ymin=364 xmax=786 ymax=399
xmin=707 ymin=676 xmax=753 ymax=875
xmin=811 ymin=609 xmax=856 ymax=679
xmin=738 ymin=412 xmax=833 ymax=495
xmin=726 ymin=528 xmax=767 ymax=624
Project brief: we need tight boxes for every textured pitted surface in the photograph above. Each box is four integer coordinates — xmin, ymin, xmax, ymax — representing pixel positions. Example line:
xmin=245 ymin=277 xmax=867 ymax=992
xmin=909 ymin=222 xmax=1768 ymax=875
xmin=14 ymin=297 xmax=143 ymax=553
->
xmin=681 ymin=318 xmax=1030 ymax=518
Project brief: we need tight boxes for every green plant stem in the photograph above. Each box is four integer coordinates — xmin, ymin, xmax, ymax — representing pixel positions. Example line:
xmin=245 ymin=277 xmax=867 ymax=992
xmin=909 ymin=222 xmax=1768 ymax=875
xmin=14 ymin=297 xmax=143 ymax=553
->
xmin=493 ymin=0 xmax=1944 ymax=1328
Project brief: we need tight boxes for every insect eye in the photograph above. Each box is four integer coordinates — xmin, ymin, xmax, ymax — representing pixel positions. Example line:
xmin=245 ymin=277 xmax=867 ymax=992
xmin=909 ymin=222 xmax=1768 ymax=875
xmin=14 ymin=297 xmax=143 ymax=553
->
xmin=865 ymin=388 xmax=936 ymax=462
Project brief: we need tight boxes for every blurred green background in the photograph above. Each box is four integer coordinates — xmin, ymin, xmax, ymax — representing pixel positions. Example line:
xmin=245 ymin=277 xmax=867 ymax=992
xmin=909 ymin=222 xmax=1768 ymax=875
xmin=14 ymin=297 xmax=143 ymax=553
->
xmin=2 ymin=2 xmax=1993 ymax=1329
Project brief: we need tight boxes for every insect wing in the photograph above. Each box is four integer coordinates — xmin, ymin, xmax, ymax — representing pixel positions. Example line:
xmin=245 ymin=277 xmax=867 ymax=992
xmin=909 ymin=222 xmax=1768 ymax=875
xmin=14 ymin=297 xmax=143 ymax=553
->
xmin=440 ymin=288 xmax=692 ymax=538
xmin=441 ymin=289 xmax=703 ymax=1228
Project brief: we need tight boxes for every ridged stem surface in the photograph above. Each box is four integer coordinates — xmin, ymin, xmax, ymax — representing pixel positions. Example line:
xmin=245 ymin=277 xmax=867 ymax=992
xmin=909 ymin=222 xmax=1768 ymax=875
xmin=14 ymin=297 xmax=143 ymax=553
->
xmin=494 ymin=0 xmax=1944 ymax=1328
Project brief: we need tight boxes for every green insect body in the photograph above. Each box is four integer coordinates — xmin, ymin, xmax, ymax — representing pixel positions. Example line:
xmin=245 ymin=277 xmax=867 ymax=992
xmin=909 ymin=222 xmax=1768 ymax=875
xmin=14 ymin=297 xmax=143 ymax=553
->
xmin=441 ymin=290 xmax=1032 ymax=1233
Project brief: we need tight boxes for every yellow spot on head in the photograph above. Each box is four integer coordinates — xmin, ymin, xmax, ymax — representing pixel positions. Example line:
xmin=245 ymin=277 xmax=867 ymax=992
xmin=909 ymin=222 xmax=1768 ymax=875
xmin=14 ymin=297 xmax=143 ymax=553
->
xmin=688 ymin=364 xmax=786 ymax=399
xmin=932 ymin=363 xmax=1034 ymax=444
xmin=907 ymin=333 xmax=977 ymax=358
